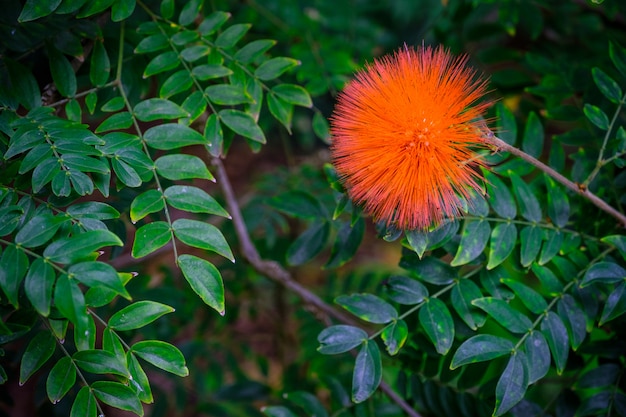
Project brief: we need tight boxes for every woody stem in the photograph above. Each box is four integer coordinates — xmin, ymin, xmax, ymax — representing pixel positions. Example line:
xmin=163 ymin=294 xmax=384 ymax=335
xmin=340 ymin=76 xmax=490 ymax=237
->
xmin=485 ymin=135 xmax=626 ymax=228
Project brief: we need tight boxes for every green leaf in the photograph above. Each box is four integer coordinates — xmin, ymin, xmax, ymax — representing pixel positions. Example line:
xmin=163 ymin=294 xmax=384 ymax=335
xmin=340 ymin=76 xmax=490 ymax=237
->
xmin=127 ymin=353 xmax=153 ymax=403
xmin=400 ymin=255 xmax=457 ymax=285
xmin=92 ymin=381 xmax=143 ymax=416
xmin=206 ymin=84 xmax=253 ymax=105
xmin=155 ymin=154 xmax=215 ymax=181
xmin=74 ymin=314 xmax=96 ymax=351
xmin=335 ymin=294 xmax=398 ymax=324
xmin=132 ymin=340 xmax=188 ymax=377
xmin=109 ymin=301 xmax=174 ymax=331
xmin=325 ymin=218 xmax=365 ymax=269
xmin=583 ymin=103 xmax=609 ymax=130
xmin=178 ymin=0 xmax=201 ymax=25
xmin=73 ymin=349 xmax=128 ymax=377
xmin=538 ymin=229 xmax=563 ymax=265
xmin=219 ymin=109 xmax=266 ymax=143
xmin=509 ymin=172 xmax=541 ymax=222
xmin=204 ymin=113 xmax=224 ymax=157
xmin=191 ymin=64 xmax=233 ymax=80
xmin=6 ymin=128 xmax=45 ymax=159
xmin=581 ymin=261 xmax=626 ymax=286
xmin=609 ymin=41 xmax=626 ymax=77
xmin=198 ymin=11 xmax=230 ymax=35
xmin=235 ymin=39 xmax=276 ymax=63
xmin=160 ymin=70 xmax=193 ymax=99
xmin=111 ymin=0 xmax=135 ymax=21
xmin=406 ymin=229 xmax=429 ymax=259
xmin=19 ymin=331 xmax=56 ymax=384
xmin=487 ymin=222 xmax=517 ymax=270
xmin=0 ymin=244 xmax=28 ymax=307
xmin=180 ymin=45 xmax=210 ymax=62
xmin=15 ymin=213 xmax=67 ymax=248
xmin=381 ymin=319 xmax=408 ymax=355
xmin=484 ymin=171 xmax=517 ymax=219
xmin=96 ymin=112 xmax=133 ymax=133
xmin=578 ymin=363 xmax=620 ymax=389
xmin=272 ymin=84 xmax=312 ymax=108
xmin=472 ymin=297 xmax=533 ymax=334
xmin=112 ymin=158 xmax=141 ymax=187
xmin=102 ymin=97 xmax=125 ymax=112
xmin=557 ymin=295 xmax=586 ymax=350
xmin=494 ymin=351 xmax=528 ymax=416
xmin=600 ymin=282 xmax=626 ymax=324
xmin=90 ymin=40 xmax=110 ymax=86
xmin=19 ymin=144 xmax=52 ymax=174
xmin=262 ymin=406 xmax=297 ymax=417
xmin=384 ymin=275 xmax=428 ymax=305
xmin=143 ymin=51 xmax=180 ymax=77
xmin=215 ymin=23 xmax=251 ymax=48
xmin=47 ymin=45 xmax=77 ymax=97
xmin=71 ymin=386 xmax=97 ymax=417
xmin=172 ymin=219 xmax=233 ymax=261
xmin=47 ymin=357 xmax=76 ymax=404
xmin=177 ymin=254 xmax=225 ymax=314
xmin=318 ymin=325 xmax=367 ymax=355
xmin=451 ymin=279 xmax=486 ymax=330
xmin=544 ymin=175 xmax=569 ymax=227
xmin=523 ymin=331 xmax=550 ymax=384
xmin=541 ymin=311 xmax=569 ymax=374
xmin=68 ymin=261 xmax=129 ymax=298
xmin=135 ymin=33 xmax=168 ymax=54
xmin=268 ymin=190 xmax=325 ymax=219
xmin=63 ymin=154 xmax=109 ymax=174
xmin=165 ymin=185 xmax=229 ymax=217
xmin=267 ymin=93 xmax=293 ymax=132
xmin=0 ymin=206 xmax=23 ymax=236
xmin=3 ymin=59 xmax=41 ymax=109
xmin=144 ymin=123 xmax=206 ymax=150
xmin=520 ymin=226 xmax=542 ymax=267
xmin=18 ymin=0 xmax=62 ymax=21
xmin=283 ymin=391 xmax=329 ymax=417
xmin=286 ymin=221 xmax=330 ymax=266
xmin=43 ymin=229 xmax=123 ymax=264
xmin=496 ymin=103 xmax=517 ymax=145
xmin=54 ymin=274 xmax=88 ymax=328
xmin=132 ymin=221 xmax=171 ymax=258
xmin=254 ymin=57 xmax=299 ymax=81
xmin=24 ymin=258 xmax=55 ymax=316
xmin=450 ymin=335 xmax=514 ymax=369
xmin=313 ymin=111 xmax=331 ymax=143
xmin=531 ymin=263 xmax=563 ymax=295
xmin=352 ymin=340 xmax=382 ymax=403
xmin=419 ymin=298 xmax=454 ymax=355
xmin=134 ymin=99 xmax=188 ymax=121
xmin=592 ymin=67 xmax=622 ymax=104
xmin=521 ymin=111 xmax=544 ymax=158
xmin=602 ymin=235 xmax=626 ymax=260
xmin=130 ymin=189 xmax=164 ymax=223
xmin=451 ymin=220 xmax=490 ymax=266
xmin=501 ymin=279 xmax=547 ymax=314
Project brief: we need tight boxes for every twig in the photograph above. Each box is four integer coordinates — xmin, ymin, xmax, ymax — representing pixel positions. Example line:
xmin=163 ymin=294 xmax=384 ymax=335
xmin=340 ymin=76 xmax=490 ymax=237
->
xmin=485 ymin=135 xmax=626 ymax=228
xmin=212 ymin=157 xmax=422 ymax=417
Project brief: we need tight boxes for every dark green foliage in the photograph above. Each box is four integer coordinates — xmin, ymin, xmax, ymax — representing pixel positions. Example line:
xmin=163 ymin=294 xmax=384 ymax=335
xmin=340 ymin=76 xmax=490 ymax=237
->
xmin=1 ymin=1 xmax=626 ymax=417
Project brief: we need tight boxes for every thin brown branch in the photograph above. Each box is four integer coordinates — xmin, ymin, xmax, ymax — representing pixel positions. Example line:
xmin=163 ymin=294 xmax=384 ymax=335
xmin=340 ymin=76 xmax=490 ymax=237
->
xmin=486 ymin=135 xmax=626 ymax=228
xmin=212 ymin=157 xmax=422 ymax=417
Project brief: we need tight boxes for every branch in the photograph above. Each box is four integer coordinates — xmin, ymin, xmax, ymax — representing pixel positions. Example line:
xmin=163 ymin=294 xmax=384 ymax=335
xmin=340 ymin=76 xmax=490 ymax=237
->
xmin=485 ymin=135 xmax=626 ymax=228
xmin=212 ymin=157 xmax=422 ymax=417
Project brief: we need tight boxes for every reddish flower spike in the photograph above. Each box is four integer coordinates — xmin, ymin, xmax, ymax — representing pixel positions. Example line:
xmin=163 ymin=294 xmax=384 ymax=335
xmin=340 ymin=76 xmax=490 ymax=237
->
xmin=330 ymin=45 xmax=492 ymax=231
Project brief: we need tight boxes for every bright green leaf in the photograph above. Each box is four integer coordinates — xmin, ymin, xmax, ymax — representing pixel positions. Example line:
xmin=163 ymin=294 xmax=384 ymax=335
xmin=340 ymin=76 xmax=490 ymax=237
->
xmin=487 ymin=222 xmax=517 ymax=269
xmin=219 ymin=109 xmax=266 ymax=143
xmin=46 ymin=356 xmax=76 ymax=404
xmin=92 ymin=381 xmax=143 ymax=416
xmin=144 ymin=123 xmax=206 ymax=150
xmin=472 ymin=297 xmax=533 ymax=333
xmin=130 ymin=189 xmax=164 ymax=223
xmin=177 ymin=254 xmax=225 ymax=314
xmin=132 ymin=221 xmax=171 ymax=258
xmin=109 ymin=300 xmax=174 ymax=331
xmin=132 ymin=340 xmax=188 ymax=377
xmin=381 ymin=319 xmax=408 ymax=355
xmin=172 ymin=219 xmax=233 ymax=261
xmin=43 ymin=229 xmax=123 ymax=264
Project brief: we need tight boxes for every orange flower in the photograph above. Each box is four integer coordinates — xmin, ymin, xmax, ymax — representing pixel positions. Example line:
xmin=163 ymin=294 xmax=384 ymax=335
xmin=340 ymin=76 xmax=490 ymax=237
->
xmin=330 ymin=45 xmax=492 ymax=230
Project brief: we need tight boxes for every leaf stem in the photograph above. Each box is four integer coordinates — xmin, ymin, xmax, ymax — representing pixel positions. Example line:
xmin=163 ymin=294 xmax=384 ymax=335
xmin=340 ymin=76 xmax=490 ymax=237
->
xmin=484 ymin=135 xmax=626 ymax=228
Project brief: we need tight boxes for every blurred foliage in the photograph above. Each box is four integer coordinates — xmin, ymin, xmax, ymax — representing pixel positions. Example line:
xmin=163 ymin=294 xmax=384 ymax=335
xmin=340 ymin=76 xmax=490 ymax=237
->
xmin=1 ymin=0 xmax=626 ymax=417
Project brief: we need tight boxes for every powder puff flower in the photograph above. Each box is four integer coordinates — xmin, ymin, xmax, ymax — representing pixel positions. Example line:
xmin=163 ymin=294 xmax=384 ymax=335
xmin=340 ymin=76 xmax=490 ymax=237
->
xmin=330 ymin=44 xmax=492 ymax=230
